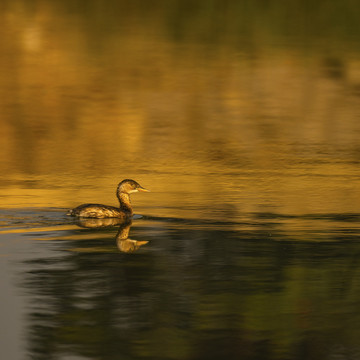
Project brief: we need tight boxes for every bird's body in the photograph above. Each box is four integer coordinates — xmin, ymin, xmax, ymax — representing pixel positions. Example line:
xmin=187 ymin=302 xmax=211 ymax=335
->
xmin=67 ymin=179 xmax=148 ymax=219
xmin=67 ymin=203 xmax=126 ymax=219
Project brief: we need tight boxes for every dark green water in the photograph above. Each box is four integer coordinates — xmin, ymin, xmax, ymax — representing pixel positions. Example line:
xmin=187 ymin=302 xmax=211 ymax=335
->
xmin=2 ymin=209 xmax=360 ymax=359
xmin=1 ymin=1 xmax=360 ymax=359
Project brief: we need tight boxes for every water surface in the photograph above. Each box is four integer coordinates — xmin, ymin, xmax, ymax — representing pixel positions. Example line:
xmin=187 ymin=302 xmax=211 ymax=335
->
xmin=1 ymin=1 xmax=360 ymax=359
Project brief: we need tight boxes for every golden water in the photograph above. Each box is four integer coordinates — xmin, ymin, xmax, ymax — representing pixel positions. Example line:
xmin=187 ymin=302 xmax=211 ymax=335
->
xmin=1 ymin=1 xmax=360 ymax=359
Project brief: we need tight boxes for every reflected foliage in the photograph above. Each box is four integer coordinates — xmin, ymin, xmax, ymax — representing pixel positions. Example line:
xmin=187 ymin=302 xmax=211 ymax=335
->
xmin=14 ymin=0 xmax=360 ymax=45
xmin=21 ymin=214 xmax=360 ymax=360
xmin=1 ymin=0 xmax=360 ymax=217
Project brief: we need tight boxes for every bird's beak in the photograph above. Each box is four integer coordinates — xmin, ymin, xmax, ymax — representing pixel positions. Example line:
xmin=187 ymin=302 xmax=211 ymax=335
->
xmin=138 ymin=186 xmax=150 ymax=192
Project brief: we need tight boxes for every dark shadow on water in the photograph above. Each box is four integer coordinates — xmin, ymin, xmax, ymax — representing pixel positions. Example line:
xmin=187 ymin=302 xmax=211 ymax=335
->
xmin=0 ymin=209 xmax=359 ymax=358
xmin=7 ymin=208 xmax=360 ymax=360
xmin=254 ymin=211 xmax=360 ymax=222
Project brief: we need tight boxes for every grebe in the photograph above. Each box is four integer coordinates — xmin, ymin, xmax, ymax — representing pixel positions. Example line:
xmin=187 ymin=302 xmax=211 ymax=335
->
xmin=67 ymin=179 xmax=149 ymax=219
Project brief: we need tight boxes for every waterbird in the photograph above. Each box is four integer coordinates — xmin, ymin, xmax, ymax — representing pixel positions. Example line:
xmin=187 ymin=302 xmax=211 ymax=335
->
xmin=67 ymin=179 xmax=149 ymax=219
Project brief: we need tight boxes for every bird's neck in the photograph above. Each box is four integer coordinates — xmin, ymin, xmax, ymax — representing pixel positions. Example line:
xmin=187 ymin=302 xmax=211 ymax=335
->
xmin=116 ymin=220 xmax=132 ymax=240
xmin=117 ymin=192 xmax=133 ymax=215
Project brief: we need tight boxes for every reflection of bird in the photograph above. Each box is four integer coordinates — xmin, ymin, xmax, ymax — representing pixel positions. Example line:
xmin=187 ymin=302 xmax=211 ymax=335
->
xmin=115 ymin=220 xmax=149 ymax=253
xmin=72 ymin=218 xmax=149 ymax=253
xmin=117 ymin=238 xmax=149 ymax=253
xmin=67 ymin=179 xmax=149 ymax=219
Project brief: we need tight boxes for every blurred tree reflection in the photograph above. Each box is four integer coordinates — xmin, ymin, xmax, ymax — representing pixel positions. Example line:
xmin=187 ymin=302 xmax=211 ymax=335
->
xmin=22 ymin=222 xmax=360 ymax=359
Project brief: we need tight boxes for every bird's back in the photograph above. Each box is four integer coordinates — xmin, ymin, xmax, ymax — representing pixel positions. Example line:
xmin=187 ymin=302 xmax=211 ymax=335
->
xmin=67 ymin=204 xmax=128 ymax=219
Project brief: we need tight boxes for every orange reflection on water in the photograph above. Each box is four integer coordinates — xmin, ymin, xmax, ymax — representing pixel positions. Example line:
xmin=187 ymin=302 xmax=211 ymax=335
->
xmin=0 ymin=1 xmax=359 ymax=220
